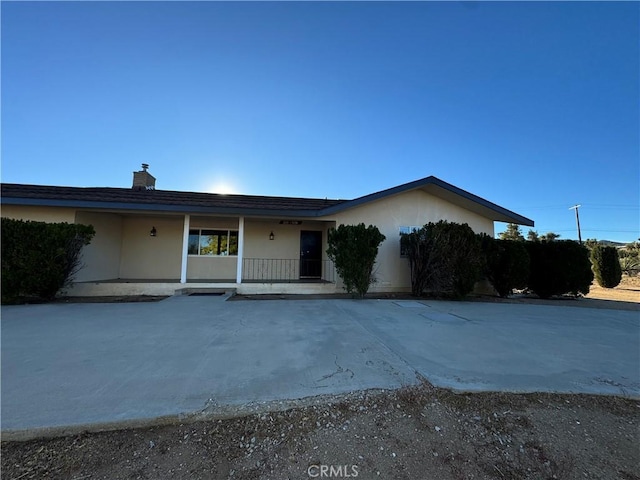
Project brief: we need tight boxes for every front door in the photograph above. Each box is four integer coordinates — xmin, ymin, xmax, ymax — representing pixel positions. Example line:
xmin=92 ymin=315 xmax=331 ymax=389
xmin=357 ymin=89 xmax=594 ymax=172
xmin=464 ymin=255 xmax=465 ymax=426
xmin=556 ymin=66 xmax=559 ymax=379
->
xmin=300 ymin=230 xmax=322 ymax=279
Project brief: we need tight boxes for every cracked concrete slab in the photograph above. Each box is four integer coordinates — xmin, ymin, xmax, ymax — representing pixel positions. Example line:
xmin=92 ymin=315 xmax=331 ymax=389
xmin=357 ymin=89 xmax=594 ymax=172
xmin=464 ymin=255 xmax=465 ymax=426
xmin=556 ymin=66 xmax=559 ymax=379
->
xmin=392 ymin=300 xmax=428 ymax=308
xmin=420 ymin=311 xmax=469 ymax=323
xmin=1 ymin=297 xmax=638 ymax=434
xmin=341 ymin=300 xmax=640 ymax=397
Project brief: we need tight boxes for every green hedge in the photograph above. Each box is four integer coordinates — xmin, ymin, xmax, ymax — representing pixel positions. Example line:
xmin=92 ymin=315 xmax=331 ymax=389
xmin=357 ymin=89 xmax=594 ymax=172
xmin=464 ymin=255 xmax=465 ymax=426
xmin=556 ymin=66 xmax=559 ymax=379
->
xmin=525 ymin=240 xmax=593 ymax=298
xmin=591 ymin=245 xmax=622 ymax=288
xmin=400 ymin=222 xmax=595 ymax=299
xmin=401 ymin=221 xmax=482 ymax=298
xmin=479 ymin=236 xmax=530 ymax=297
xmin=1 ymin=218 xmax=95 ymax=303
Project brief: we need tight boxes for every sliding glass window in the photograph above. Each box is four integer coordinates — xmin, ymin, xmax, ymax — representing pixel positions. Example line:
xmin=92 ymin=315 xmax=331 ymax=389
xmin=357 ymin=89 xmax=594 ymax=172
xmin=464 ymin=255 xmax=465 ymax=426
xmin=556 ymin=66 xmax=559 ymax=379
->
xmin=188 ymin=229 xmax=238 ymax=256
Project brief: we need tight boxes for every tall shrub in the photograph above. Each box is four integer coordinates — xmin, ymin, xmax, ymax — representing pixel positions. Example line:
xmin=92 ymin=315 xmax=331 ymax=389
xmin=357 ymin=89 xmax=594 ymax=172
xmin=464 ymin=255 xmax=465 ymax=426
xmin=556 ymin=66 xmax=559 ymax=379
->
xmin=479 ymin=236 xmax=530 ymax=297
xmin=591 ymin=245 xmax=622 ymax=288
xmin=1 ymin=218 xmax=95 ymax=303
xmin=401 ymin=221 xmax=482 ymax=298
xmin=525 ymin=240 xmax=593 ymax=298
xmin=326 ymin=223 xmax=386 ymax=298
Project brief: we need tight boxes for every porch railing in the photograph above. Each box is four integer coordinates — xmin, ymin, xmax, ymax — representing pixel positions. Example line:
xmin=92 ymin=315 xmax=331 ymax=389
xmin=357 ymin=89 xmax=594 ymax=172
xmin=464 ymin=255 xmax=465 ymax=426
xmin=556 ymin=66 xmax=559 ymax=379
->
xmin=242 ymin=258 xmax=336 ymax=283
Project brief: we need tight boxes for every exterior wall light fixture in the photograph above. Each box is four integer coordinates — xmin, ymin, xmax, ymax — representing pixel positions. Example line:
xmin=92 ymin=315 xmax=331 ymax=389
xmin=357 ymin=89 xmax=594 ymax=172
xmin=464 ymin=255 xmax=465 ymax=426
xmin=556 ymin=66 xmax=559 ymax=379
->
xmin=269 ymin=231 xmax=274 ymax=240
xmin=150 ymin=226 xmax=157 ymax=237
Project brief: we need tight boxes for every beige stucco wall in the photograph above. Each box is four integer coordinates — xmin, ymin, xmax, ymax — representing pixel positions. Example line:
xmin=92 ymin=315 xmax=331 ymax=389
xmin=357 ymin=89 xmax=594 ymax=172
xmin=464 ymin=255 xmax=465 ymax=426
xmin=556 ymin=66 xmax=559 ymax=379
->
xmin=187 ymin=257 xmax=237 ymax=280
xmin=245 ymin=220 xmax=297 ymax=259
xmin=0 ymin=205 xmax=119 ymax=282
xmin=243 ymin=219 xmax=332 ymax=280
xmin=243 ymin=219 xmax=332 ymax=259
xmin=74 ymin=211 xmax=123 ymax=282
xmin=321 ymin=189 xmax=495 ymax=292
xmin=119 ymin=215 xmax=183 ymax=279
xmin=190 ymin=216 xmax=239 ymax=230
xmin=1 ymin=205 xmax=77 ymax=223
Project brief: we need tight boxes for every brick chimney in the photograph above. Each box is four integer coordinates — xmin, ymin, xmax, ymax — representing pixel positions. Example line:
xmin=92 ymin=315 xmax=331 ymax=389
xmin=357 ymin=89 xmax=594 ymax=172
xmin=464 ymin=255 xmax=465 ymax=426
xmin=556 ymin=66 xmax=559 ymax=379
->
xmin=132 ymin=163 xmax=156 ymax=190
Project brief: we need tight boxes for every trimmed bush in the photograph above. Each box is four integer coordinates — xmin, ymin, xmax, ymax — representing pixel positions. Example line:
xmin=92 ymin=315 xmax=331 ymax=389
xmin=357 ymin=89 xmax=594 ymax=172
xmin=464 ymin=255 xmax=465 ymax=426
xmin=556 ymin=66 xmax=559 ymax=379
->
xmin=1 ymin=218 xmax=95 ymax=303
xmin=525 ymin=240 xmax=593 ymax=299
xmin=591 ymin=245 xmax=622 ymax=288
xmin=479 ymin=236 xmax=530 ymax=297
xmin=326 ymin=223 xmax=386 ymax=298
xmin=401 ymin=221 xmax=482 ymax=298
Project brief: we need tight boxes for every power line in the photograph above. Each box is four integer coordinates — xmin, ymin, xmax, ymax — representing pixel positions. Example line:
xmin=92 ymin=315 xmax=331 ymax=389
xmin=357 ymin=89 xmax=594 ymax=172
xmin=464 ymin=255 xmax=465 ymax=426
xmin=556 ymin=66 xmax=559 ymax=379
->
xmin=530 ymin=228 xmax=639 ymax=233
xmin=581 ymin=203 xmax=639 ymax=208
xmin=581 ymin=229 xmax=639 ymax=233
xmin=507 ymin=204 xmax=639 ymax=210
xmin=581 ymin=205 xmax=640 ymax=210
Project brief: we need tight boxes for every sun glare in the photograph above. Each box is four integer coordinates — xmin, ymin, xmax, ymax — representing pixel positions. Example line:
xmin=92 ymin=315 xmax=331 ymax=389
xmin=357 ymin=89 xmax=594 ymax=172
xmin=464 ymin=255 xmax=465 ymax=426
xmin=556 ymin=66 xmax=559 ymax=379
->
xmin=207 ymin=180 xmax=238 ymax=195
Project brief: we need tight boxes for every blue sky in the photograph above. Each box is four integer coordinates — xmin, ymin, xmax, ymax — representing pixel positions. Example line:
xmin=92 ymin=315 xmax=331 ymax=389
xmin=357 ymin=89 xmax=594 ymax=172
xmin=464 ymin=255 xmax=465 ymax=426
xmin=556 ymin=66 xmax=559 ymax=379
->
xmin=2 ymin=1 xmax=638 ymax=242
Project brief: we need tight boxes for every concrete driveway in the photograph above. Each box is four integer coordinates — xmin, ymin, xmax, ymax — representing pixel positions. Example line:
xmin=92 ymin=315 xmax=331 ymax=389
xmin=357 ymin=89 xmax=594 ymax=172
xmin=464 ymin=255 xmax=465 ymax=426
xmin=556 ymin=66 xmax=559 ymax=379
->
xmin=2 ymin=296 xmax=639 ymax=433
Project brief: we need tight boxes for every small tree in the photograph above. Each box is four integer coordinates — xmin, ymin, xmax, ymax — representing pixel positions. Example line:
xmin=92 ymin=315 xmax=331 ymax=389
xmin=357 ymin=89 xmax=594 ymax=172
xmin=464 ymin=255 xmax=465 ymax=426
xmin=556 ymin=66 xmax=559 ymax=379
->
xmin=591 ymin=245 xmax=622 ymax=288
xmin=540 ymin=232 xmax=561 ymax=242
xmin=526 ymin=230 xmax=540 ymax=242
xmin=1 ymin=219 xmax=95 ymax=303
xmin=479 ymin=236 xmax=530 ymax=297
xmin=584 ymin=238 xmax=600 ymax=250
xmin=526 ymin=230 xmax=561 ymax=243
xmin=326 ymin=223 xmax=386 ymax=298
xmin=402 ymin=221 xmax=482 ymax=298
xmin=499 ymin=223 xmax=525 ymax=242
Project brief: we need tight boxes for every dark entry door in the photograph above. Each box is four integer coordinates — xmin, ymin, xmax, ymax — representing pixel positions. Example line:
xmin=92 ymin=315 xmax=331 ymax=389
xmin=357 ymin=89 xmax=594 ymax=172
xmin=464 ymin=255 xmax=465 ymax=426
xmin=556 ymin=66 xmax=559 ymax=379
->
xmin=300 ymin=231 xmax=322 ymax=278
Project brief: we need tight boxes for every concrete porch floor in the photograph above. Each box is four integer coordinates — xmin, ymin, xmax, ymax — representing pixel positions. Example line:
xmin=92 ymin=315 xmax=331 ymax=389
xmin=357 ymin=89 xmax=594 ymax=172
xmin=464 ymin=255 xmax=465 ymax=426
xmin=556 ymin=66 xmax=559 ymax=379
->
xmin=66 ymin=279 xmax=338 ymax=296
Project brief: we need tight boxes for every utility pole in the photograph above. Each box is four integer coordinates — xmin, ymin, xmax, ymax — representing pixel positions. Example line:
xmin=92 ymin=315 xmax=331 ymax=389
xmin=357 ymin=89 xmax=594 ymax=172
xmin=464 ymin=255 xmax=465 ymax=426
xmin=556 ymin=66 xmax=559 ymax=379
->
xmin=569 ymin=205 xmax=582 ymax=244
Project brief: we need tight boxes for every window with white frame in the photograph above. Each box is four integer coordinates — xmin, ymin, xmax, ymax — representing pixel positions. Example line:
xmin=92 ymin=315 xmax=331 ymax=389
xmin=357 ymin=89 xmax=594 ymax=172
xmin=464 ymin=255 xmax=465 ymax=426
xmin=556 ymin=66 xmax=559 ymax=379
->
xmin=399 ymin=226 xmax=422 ymax=257
xmin=188 ymin=229 xmax=238 ymax=256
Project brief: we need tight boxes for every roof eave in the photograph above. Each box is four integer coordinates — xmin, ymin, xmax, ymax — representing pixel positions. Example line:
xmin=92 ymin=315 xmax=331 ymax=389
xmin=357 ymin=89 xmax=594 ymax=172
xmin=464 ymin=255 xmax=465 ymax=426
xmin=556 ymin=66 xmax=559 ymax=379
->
xmin=317 ymin=176 xmax=534 ymax=227
xmin=0 ymin=197 xmax=326 ymax=218
xmin=1 ymin=176 xmax=535 ymax=227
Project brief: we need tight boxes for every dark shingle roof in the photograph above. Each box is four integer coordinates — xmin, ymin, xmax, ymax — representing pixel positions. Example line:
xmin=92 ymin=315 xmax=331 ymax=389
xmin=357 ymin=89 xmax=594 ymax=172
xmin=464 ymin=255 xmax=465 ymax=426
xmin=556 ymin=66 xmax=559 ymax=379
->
xmin=0 ymin=177 xmax=534 ymax=226
xmin=0 ymin=184 xmax=346 ymax=216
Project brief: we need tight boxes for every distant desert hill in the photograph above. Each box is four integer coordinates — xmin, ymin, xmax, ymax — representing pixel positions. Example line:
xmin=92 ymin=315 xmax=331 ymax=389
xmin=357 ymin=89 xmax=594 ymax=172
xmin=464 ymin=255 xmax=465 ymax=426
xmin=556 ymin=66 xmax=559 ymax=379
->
xmin=599 ymin=240 xmax=628 ymax=248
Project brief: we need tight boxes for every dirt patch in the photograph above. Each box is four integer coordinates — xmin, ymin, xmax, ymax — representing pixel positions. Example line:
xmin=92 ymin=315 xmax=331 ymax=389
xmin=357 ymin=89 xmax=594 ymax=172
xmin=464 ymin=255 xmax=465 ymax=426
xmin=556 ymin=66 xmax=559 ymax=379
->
xmin=2 ymin=382 xmax=638 ymax=480
xmin=53 ymin=296 xmax=170 ymax=304
xmin=5 ymin=295 xmax=169 ymax=305
xmin=586 ymin=274 xmax=640 ymax=303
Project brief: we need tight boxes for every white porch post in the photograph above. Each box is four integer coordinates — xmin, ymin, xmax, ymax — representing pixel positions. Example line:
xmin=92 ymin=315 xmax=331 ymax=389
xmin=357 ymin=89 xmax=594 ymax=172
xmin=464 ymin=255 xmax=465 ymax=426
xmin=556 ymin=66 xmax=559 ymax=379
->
xmin=180 ymin=214 xmax=190 ymax=283
xmin=236 ymin=216 xmax=245 ymax=284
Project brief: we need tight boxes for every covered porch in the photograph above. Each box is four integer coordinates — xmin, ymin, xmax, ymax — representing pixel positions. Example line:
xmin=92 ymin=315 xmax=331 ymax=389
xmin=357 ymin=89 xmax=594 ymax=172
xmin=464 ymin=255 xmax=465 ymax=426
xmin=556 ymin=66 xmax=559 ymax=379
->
xmin=69 ymin=211 xmax=338 ymax=296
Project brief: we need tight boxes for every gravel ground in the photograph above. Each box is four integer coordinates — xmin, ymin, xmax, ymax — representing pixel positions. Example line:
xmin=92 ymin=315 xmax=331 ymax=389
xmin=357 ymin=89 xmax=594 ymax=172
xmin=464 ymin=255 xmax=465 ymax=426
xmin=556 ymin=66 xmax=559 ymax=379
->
xmin=2 ymin=381 xmax=638 ymax=480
